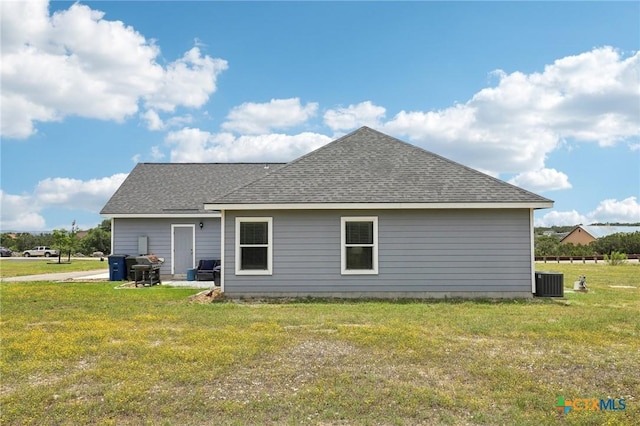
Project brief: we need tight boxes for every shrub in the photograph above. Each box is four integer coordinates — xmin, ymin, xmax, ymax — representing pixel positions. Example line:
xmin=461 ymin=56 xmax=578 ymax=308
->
xmin=604 ymin=251 xmax=628 ymax=266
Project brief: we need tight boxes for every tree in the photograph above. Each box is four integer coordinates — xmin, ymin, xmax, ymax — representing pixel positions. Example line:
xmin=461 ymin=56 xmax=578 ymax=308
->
xmin=80 ymin=227 xmax=111 ymax=255
xmin=52 ymin=229 xmax=71 ymax=263
xmin=534 ymin=235 xmax=560 ymax=256
xmin=593 ymin=232 xmax=640 ymax=255
xmin=99 ymin=219 xmax=111 ymax=232
xmin=1 ymin=233 xmax=19 ymax=251
xmin=51 ymin=221 xmax=80 ymax=263
xmin=12 ymin=232 xmax=52 ymax=252
xmin=2 ymin=220 xmax=111 ymax=256
xmin=67 ymin=221 xmax=80 ymax=261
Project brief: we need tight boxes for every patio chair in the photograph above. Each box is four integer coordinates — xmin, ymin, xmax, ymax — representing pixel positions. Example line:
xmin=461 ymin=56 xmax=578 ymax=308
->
xmin=196 ymin=259 xmax=220 ymax=283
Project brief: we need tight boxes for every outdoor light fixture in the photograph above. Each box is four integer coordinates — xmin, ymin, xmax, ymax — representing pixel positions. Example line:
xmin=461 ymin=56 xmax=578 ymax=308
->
xmin=199 ymin=222 xmax=204 ymax=229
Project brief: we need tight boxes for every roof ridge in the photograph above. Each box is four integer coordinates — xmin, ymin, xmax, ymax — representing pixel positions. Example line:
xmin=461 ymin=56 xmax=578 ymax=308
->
xmin=206 ymin=127 xmax=369 ymax=203
xmin=137 ymin=162 xmax=287 ymax=165
xmin=252 ymin=126 xmax=368 ymax=171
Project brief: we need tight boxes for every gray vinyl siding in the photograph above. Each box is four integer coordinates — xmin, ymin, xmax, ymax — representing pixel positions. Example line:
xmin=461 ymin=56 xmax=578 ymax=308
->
xmin=223 ymin=209 xmax=533 ymax=297
xmin=112 ymin=218 xmax=221 ymax=275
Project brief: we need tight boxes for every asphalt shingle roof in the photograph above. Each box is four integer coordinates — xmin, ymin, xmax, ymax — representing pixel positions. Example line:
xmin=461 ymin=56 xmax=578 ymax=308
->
xmin=102 ymin=127 xmax=552 ymax=215
xmin=100 ymin=163 xmax=284 ymax=215
xmin=209 ymin=127 xmax=553 ymax=205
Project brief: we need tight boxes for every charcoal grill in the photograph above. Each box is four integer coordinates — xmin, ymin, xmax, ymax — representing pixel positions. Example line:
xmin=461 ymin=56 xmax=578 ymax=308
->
xmin=133 ymin=256 xmax=163 ymax=287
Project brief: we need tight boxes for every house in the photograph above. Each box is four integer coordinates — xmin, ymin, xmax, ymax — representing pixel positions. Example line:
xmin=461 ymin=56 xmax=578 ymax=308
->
xmin=101 ymin=163 xmax=284 ymax=275
xmin=76 ymin=230 xmax=89 ymax=240
xmin=101 ymin=127 xmax=553 ymax=298
xmin=560 ymin=225 xmax=640 ymax=245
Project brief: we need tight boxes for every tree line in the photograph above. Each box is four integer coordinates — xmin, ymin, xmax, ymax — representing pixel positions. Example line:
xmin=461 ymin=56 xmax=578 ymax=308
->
xmin=535 ymin=231 xmax=640 ymax=257
xmin=1 ymin=220 xmax=111 ymax=256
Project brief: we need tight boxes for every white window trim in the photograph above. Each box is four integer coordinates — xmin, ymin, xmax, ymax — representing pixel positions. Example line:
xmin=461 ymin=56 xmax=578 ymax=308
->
xmin=235 ymin=217 xmax=273 ymax=276
xmin=341 ymin=216 xmax=378 ymax=275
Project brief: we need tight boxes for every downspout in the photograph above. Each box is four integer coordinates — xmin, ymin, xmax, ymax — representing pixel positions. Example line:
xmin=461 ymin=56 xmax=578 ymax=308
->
xmin=110 ymin=218 xmax=115 ymax=255
xmin=220 ymin=210 xmax=225 ymax=292
xmin=530 ymin=209 xmax=536 ymax=295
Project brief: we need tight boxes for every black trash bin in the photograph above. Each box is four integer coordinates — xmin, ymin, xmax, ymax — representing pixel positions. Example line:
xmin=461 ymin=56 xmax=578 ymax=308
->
xmin=535 ymin=271 xmax=564 ymax=297
xmin=108 ymin=255 xmax=128 ymax=281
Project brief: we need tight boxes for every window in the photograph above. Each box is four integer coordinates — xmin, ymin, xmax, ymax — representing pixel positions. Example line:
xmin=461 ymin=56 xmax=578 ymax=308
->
xmin=341 ymin=216 xmax=378 ymax=275
xmin=236 ymin=217 xmax=272 ymax=275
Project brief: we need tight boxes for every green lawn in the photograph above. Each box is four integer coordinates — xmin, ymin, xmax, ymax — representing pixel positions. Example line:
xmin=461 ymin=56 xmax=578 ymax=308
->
xmin=0 ymin=258 xmax=108 ymax=278
xmin=1 ymin=263 xmax=638 ymax=425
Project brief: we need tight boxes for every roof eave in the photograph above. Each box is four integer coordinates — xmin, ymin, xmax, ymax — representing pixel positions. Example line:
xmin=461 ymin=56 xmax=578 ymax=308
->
xmin=101 ymin=212 xmax=221 ymax=219
xmin=203 ymin=201 xmax=554 ymax=211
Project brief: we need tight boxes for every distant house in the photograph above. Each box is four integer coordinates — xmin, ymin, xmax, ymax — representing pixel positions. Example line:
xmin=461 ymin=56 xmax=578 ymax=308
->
xmin=101 ymin=127 xmax=553 ymax=298
xmin=560 ymin=225 xmax=640 ymax=245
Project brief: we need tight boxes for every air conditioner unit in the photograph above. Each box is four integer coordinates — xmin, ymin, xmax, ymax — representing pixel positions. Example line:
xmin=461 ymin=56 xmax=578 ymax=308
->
xmin=535 ymin=272 xmax=564 ymax=297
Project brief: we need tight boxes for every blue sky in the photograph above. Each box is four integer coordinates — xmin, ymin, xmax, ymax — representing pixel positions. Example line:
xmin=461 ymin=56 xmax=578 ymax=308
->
xmin=1 ymin=1 xmax=639 ymax=232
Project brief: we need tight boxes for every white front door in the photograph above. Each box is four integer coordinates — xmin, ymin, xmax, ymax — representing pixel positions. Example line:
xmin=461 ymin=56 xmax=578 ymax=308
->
xmin=172 ymin=224 xmax=195 ymax=275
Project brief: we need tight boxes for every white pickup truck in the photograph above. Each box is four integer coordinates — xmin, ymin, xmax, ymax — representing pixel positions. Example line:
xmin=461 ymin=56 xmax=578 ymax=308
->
xmin=23 ymin=246 xmax=60 ymax=257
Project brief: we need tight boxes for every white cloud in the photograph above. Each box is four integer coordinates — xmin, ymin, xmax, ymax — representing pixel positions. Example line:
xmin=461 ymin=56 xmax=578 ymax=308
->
xmin=150 ymin=146 xmax=165 ymax=161
xmin=0 ymin=174 xmax=128 ymax=231
xmin=383 ymin=47 xmax=639 ymax=176
xmin=0 ymin=190 xmax=46 ymax=231
xmin=535 ymin=196 xmax=640 ymax=227
xmin=221 ymin=98 xmax=318 ymax=134
xmin=383 ymin=106 xmax=559 ymax=174
xmin=323 ymin=101 xmax=386 ymax=132
xmin=508 ymin=168 xmax=572 ymax=193
xmin=535 ymin=210 xmax=588 ymax=227
xmin=144 ymin=47 xmax=228 ymax=113
xmin=166 ymin=115 xmax=194 ymax=128
xmin=588 ymin=196 xmax=640 ymax=223
xmin=140 ymin=109 xmax=194 ymax=131
xmin=34 ymin=174 xmax=129 ymax=212
xmin=0 ymin=0 xmax=227 ymax=139
xmin=141 ymin=110 xmax=164 ymax=131
xmin=165 ymin=128 xmax=331 ymax=162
